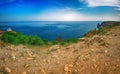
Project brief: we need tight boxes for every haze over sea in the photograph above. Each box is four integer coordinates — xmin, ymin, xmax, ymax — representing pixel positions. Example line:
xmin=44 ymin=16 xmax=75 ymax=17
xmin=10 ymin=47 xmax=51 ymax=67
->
xmin=0 ymin=21 xmax=101 ymax=40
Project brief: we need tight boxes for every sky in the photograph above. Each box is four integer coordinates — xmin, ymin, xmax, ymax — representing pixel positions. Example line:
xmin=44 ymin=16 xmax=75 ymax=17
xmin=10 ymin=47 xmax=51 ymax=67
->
xmin=0 ymin=0 xmax=120 ymax=21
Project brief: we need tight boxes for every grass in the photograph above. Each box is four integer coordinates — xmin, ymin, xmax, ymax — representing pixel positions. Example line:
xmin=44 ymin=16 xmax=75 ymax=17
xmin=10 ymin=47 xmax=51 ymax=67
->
xmin=0 ymin=31 xmax=78 ymax=46
xmin=84 ymin=24 xmax=120 ymax=38
xmin=84 ymin=28 xmax=106 ymax=37
xmin=52 ymin=38 xmax=78 ymax=45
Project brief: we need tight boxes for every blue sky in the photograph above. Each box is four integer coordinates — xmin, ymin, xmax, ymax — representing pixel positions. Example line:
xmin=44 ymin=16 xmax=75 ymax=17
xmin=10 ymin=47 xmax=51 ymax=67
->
xmin=0 ymin=0 xmax=120 ymax=21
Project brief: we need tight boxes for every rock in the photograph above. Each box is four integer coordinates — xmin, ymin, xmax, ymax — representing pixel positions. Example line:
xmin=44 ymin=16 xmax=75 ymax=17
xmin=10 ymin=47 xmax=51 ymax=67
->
xmin=99 ymin=21 xmax=120 ymax=28
xmin=7 ymin=28 xmax=12 ymax=32
xmin=26 ymin=51 xmax=33 ymax=57
xmin=40 ymin=69 xmax=46 ymax=74
xmin=4 ymin=67 xmax=11 ymax=73
xmin=66 ymin=45 xmax=74 ymax=49
xmin=11 ymin=55 xmax=16 ymax=61
xmin=46 ymin=60 xmax=50 ymax=63
xmin=105 ymin=63 xmax=108 ymax=66
xmin=73 ymin=49 xmax=78 ymax=52
xmin=43 ymin=59 xmax=46 ymax=62
xmin=51 ymin=54 xmax=58 ymax=58
xmin=69 ymin=64 xmax=73 ymax=67
xmin=75 ymin=62 xmax=79 ymax=66
xmin=22 ymin=72 xmax=27 ymax=74
xmin=14 ymin=47 xmax=18 ymax=51
xmin=79 ymin=38 xmax=87 ymax=41
xmin=10 ymin=45 xmax=14 ymax=50
xmin=57 ymin=61 xmax=60 ymax=64
xmin=11 ymin=53 xmax=16 ymax=61
xmin=94 ymin=64 xmax=97 ymax=68
xmin=49 ymin=45 xmax=60 ymax=51
xmin=116 ymin=64 xmax=119 ymax=67
xmin=92 ymin=58 xmax=96 ymax=62
xmin=64 ymin=64 xmax=69 ymax=72
xmin=91 ymin=49 xmax=95 ymax=51
xmin=24 ymin=64 xmax=29 ymax=68
xmin=105 ymin=50 xmax=108 ymax=53
xmin=26 ymin=57 xmax=33 ymax=60
xmin=57 ymin=49 xmax=61 ymax=53
xmin=73 ymin=70 xmax=78 ymax=74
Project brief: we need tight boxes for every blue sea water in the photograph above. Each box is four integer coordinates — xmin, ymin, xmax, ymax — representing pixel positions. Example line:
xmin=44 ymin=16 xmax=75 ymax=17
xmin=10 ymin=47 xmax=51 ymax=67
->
xmin=0 ymin=21 xmax=101 ymax=40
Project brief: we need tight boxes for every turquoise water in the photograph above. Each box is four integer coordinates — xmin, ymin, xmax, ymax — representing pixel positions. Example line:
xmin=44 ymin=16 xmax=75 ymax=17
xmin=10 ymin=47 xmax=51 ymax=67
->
xmin=0 ymin=21 xmax=101 ymax=40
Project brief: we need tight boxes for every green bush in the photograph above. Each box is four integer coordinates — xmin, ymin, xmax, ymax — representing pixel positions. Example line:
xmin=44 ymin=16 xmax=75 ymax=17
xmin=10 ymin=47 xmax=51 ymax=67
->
xmin=52 ymin=40 xmax=59 ymax=45
xmin=64 ymin=38 xmax=78 ymax=43
xmin=1 ymin=31 xmax=79 ymax=46
xmin=52 ymin=38 xmax=78 ymax=45
xmin=1 ymin=31 xmax=45 ymax=45
xmin=59 ymin=41 xmax=66 ymax=45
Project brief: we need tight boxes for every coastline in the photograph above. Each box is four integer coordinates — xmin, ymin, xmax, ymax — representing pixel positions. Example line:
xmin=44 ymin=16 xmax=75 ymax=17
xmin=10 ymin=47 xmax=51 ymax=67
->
xmin=0 ymin=21 xmax=120 ymax=74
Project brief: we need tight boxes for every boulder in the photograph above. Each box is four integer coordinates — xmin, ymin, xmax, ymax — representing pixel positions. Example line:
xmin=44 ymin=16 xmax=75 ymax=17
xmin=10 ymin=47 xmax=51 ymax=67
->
xmin=4 ymin=67 xmax=11 ymax=73
xmin=49 ymin=45 xmax=60 ymax=51
xmin=64 ymin=64 xmax=69 ymax=72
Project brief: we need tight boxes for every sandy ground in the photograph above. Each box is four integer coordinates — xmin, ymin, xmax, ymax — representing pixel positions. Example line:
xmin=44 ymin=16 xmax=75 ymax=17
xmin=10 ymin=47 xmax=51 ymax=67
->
xmin=0 ymin=26 xmax=120 ymax=74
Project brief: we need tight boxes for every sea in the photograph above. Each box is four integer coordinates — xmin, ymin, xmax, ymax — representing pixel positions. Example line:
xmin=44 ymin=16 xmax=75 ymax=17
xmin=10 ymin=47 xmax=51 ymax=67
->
xmin=0 ymin=21 xmax=101 ymax=40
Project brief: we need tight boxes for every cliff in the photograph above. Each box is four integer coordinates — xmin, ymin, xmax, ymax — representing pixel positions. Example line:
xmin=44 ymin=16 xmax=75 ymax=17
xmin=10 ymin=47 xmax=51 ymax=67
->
xmin=97 ymin=21 xmax=120 ymax=28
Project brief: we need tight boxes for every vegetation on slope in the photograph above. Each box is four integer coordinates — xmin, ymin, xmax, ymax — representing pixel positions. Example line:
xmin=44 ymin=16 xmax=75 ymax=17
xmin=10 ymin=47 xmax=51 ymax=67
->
xmin=1 ymin=32 xmax=45 ymax=45
xmin=0 ymin=31 xmax=78 ymax=46
xmin=84 ymin=23 xmax=120 ymax=37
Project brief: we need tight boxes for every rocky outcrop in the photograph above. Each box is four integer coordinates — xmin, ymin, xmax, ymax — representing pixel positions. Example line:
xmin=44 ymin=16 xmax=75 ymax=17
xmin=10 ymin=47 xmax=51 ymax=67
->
xmin=97 ymin=21 xmax=120 ymax=28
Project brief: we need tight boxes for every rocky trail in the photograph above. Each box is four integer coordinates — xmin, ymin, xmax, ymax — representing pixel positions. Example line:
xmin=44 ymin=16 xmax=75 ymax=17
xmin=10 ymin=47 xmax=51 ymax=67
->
xmin=0 ymin=26 xmax=120 ymax=74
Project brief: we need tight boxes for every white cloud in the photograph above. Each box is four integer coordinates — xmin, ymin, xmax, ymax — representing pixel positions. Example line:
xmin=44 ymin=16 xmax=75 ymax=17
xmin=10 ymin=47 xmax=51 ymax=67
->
xmin=32 ymin=10 xmax=80 ymax=21
xmin=79 ymin=0 xmax=120 ymax=7
xmin=1 ymin=8 xmax=119 ymax=21
xmin=30 ymin=9 xmax=119 ymax=21
xmin=2 ymin=12 xmax=119 ymax=21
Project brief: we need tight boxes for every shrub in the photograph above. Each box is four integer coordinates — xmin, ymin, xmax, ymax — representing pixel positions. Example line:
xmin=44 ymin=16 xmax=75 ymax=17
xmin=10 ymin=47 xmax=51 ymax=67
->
xmin=64 ymin=38 xmax=78 ymax=43
xmin=59 ymin=41 xmax=66 ymax=45
xmin=84 ymin=28 xmax=106 ymax=37
xmin=1 ymin=31 xmax=79 ymax=46
xmin=52 ymin=37 xmax=78 ymax=45
xmin=1 ymin=31 xmax=45 ymax=45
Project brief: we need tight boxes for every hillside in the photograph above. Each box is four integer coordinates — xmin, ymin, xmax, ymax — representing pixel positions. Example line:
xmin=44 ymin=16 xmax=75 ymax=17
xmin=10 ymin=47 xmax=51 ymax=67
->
xmin=0 ymin=22 xmax=120 ymax=74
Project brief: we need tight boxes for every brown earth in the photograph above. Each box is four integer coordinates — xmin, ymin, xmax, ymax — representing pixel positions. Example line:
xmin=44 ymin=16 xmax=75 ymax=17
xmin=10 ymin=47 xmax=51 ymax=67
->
xmin=0 ymin=26 xmax=120 ymax=74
